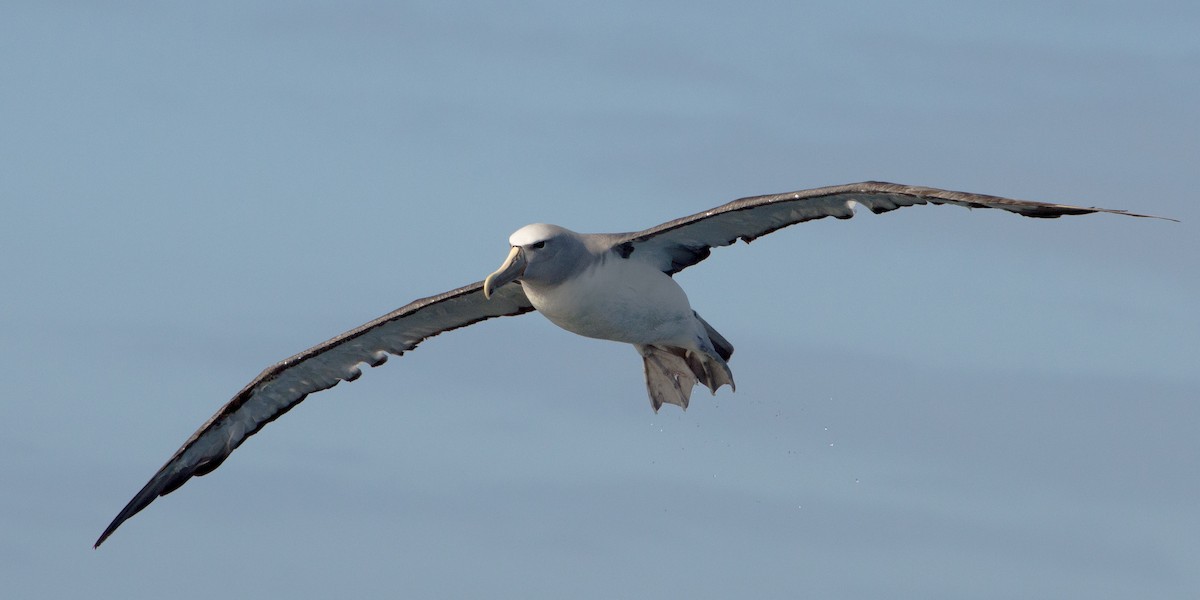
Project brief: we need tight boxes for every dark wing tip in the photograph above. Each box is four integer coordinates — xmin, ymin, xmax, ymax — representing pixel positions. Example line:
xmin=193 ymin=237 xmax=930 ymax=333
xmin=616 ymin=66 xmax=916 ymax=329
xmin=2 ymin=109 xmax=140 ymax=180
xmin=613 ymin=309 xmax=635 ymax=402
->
xmin=94 ymin=522 xmax=119 ymax=549
xmin=94 ymin=477 xmax=169 ymax=548
xmin=1111 ymin=210 xmax=1179 ymax=223
xmin=94 ymin=452 xmax=215 ymax=548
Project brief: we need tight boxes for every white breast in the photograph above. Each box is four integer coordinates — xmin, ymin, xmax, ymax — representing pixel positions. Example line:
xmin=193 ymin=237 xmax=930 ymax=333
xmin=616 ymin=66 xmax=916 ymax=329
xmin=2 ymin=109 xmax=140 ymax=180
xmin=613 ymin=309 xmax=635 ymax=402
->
xmin=523 ymin=255 xmax=699 ymax=346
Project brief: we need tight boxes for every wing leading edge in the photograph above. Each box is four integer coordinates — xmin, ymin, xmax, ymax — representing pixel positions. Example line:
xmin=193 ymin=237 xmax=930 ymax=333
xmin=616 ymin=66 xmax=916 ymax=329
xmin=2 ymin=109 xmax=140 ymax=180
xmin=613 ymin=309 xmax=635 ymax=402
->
xmin=614 ymin=181 xmax=1172 ymax=275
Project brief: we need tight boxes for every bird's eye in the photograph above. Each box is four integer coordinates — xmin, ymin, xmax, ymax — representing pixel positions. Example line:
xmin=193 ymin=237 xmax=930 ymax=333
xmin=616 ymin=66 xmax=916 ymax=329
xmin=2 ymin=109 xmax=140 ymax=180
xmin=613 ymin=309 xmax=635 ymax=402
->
xmin=531 ymin=241 xmax=546 ymax=249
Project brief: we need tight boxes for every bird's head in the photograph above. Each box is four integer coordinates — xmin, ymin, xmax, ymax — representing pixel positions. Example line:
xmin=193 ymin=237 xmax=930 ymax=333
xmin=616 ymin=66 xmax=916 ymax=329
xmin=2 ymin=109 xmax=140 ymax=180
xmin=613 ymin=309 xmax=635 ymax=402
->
xmin=484 ymin=223 xmax=586 ymax=298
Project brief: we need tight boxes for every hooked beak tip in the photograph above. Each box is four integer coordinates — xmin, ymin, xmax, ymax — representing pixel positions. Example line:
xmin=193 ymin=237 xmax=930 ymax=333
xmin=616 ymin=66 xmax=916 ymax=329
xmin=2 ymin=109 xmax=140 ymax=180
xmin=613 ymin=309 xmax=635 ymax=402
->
xmin=484 ymin=246 xmax=525 ymax=300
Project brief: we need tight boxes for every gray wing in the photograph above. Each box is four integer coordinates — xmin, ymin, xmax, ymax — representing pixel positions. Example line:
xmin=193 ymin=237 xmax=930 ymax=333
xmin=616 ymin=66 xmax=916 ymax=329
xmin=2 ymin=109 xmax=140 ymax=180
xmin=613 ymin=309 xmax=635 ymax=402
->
xmin=95 ymin=281 xmax=533 ymax=548
xmin=613 ymin=181 xmax=1171 ymax=275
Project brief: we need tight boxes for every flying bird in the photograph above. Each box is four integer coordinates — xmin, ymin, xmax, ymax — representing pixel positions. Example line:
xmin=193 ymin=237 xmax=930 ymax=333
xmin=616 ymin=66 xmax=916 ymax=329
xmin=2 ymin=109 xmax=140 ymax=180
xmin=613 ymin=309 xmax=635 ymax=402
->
xmin=94 ymin=181 xmax=1168 ymax=548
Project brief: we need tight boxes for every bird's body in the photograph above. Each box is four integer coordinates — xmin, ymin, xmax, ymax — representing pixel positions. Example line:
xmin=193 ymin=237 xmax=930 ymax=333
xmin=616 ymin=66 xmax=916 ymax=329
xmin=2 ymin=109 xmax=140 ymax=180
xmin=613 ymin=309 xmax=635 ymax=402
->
xmin=491 ymin=223 xmax=736 ymax=410
xmin=511 ymin=226 xmax=697 ymax=345
xmin=94 ymin=181 xmax=1171 ymax=548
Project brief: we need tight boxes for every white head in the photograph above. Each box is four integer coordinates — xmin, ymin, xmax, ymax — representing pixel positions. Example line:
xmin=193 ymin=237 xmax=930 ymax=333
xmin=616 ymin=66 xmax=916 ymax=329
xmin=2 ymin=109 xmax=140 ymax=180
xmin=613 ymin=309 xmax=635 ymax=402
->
xmin=483 ymin=224 xmax=590 ymax=298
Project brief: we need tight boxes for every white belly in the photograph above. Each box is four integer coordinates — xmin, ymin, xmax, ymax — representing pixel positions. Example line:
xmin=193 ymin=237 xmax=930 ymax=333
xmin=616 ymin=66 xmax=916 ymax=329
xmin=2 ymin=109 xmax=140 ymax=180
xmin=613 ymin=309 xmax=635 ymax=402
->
xmin=523 ymin=257 xmax=698 ymax=346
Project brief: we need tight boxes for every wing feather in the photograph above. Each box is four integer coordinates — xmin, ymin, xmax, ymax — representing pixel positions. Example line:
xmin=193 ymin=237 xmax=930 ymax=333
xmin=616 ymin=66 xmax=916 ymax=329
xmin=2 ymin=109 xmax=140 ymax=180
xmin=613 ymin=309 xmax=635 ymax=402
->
xmin=95 ymin=281 xmax=533 ymax=548
xmin=617 ymin=181 xmax=1171 ymax=274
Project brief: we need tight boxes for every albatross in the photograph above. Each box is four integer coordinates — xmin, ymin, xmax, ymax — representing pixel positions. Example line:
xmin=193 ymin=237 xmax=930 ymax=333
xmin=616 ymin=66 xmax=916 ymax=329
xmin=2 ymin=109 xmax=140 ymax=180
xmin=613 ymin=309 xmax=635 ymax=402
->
xmin=94 ymin=181 xmax=1168 ymax=548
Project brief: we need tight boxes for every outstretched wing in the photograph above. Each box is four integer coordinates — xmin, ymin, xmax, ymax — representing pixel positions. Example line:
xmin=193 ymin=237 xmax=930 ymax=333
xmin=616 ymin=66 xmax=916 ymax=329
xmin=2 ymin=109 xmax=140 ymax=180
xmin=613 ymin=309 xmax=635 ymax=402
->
xmin=614 ymin=181 xmax=1171 ymax=275
xmin=95 ymin=281 xmax=533 ymax=548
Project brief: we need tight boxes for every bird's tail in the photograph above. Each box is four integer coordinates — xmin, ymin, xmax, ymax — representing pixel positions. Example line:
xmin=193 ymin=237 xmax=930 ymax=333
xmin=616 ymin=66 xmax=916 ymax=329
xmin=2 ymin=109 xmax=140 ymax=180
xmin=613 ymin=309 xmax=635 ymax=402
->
xmin=637 ymin=341 xmax=735 ymax=412
xmin=695 ymin=311 xmax=733 ymax=362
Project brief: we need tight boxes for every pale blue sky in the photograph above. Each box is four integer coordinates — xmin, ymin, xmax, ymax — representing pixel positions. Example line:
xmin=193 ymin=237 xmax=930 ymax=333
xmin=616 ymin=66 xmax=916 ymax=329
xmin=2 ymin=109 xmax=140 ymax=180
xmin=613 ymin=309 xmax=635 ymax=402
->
xmin=3 ymin=2 xmax=1198 ymax=598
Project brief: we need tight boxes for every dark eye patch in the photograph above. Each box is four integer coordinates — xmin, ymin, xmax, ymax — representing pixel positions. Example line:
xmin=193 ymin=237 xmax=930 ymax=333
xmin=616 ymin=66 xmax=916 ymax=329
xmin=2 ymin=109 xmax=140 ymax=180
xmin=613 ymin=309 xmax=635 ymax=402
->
xmin=531 ymin=241 xmax=546 ymax=249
